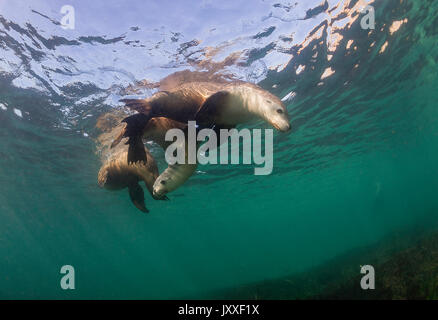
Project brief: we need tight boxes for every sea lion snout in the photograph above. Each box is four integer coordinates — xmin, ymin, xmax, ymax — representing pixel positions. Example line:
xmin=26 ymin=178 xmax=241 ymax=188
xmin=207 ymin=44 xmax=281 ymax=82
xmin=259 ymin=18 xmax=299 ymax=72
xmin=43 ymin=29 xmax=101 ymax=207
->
xmin=273 ymin=119 xmax=291 ymax=132
xmin=152 ymin=186 xmax=166 ymax=199
xmin=153 ymin=178 xmax=168 ymax=198
xmin=263 ymin=101 xmax=291 ymax=132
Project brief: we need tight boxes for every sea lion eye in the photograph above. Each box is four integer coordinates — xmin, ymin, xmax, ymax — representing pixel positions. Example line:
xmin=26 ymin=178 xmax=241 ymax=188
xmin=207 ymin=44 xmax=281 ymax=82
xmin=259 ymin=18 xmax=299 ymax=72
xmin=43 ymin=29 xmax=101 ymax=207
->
xmin=266 ymin=100 xmax=272 ymax=104
xmin=160 ymin=180 xmax=166 ymax=185
xmin=276 ymin=109 xmax=284 ymax=114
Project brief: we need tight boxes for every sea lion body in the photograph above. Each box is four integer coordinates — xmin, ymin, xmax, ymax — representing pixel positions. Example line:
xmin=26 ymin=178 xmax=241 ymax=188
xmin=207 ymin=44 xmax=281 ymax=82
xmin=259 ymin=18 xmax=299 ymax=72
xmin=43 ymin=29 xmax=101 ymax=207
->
xmin=116 ymin=81 xmax=291 ymax=164
xmin=121 ymin=81 xmax=290 ymax=130
xmin=123 ymin=82 xmax=221 ymax=123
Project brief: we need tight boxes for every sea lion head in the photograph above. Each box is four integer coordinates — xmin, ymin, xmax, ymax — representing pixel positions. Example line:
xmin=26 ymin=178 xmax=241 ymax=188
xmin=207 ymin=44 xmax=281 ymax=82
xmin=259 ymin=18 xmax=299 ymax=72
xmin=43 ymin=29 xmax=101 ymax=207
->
xmin=152 ymin=163 xmax=198 ymax=198
xmin=152 ymin=172 xmax=175 ymax=198
xmin=224 ymin=83 xmax=291 ymax=132
xmin=234 ymin=83 xmax=291 ymax=132
xmin=197 ymin=83 xmax=291 ymax=131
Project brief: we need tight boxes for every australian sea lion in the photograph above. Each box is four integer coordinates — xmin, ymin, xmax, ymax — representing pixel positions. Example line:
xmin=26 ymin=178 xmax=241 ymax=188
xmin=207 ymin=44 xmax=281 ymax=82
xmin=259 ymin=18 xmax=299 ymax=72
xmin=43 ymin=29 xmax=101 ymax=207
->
xmin=151 ymin=130 xmax=198 ymax=199
xmin=96 ymin=112 xmax=167 ymax=213
xmin=109 ymin=116 xmax=199 ymax=199
xmin=141 ymin=117 xmax=198 ymax=198
xmin=112 ymin=81 xmax=291 ymax=164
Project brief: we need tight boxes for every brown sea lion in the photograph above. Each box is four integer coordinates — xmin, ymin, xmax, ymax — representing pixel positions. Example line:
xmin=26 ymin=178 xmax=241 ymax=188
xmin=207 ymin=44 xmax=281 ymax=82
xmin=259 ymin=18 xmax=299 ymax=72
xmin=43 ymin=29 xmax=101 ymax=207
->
xmin=96 ymin=111 xmax=167 ymax=213
xmin=112 ymin=81 xmax=291 ymax=164
xmin=152 ymin=155 xmax=197 ymax=199
xmin=99 ymin=115 xmax=196 ymax=209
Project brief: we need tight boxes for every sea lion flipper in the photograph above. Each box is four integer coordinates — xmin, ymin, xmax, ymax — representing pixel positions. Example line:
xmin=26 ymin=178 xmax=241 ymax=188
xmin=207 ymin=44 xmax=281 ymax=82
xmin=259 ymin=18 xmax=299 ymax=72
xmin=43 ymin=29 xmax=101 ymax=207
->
xmin=195 ymin=91 xmax=231 ymax=126
xmin=119 ymin=113 xmax=151 ymax=164
xmin=110 ymin=126 xmax=126 ymax=149
xmin=127 ymin=136 xmax=147 ymax=165
xmin=121 ymin=113 xmax=151 ymax=137
xmin=128 ymin=183 xmax=149 ymax=213
xmin=120 ymin=99 xmax=151 ymax=114
xmin=110 ymin=113 xmax=150 ymax=149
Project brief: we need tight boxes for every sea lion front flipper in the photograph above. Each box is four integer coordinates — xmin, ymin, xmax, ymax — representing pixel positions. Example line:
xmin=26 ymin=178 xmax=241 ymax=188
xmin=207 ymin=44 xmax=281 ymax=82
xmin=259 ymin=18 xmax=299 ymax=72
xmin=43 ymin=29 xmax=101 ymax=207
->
xmin=128 ymin=182 xmax=149 ymax=213
xmin=127 ymin=135 xmax=147 ymax=165
xmin=195 ymin=91 xmax=231 ymax=127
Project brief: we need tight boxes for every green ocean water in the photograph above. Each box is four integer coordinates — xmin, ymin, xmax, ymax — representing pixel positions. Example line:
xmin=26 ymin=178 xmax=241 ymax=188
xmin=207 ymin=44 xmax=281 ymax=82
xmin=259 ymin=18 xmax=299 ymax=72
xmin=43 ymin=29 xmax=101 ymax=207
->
xmin=1 ymin=0 xmax=438 ymax=299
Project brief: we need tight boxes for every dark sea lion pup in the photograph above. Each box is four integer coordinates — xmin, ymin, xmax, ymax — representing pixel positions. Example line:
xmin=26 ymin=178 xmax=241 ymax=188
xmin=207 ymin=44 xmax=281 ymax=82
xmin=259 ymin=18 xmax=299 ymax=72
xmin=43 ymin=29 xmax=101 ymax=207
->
xmin=112 ymin=81 xmax=291 ymax=164
xmin=96 ymin=112 xmax=167 ymax=213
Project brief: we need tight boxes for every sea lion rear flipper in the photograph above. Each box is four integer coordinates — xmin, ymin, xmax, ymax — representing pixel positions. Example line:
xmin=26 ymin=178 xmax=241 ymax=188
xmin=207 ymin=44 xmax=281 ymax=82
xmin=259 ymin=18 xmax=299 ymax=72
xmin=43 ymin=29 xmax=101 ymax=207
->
xmin=195 ymin=91 xmax=231 ymax=126
xmin=120 ymin=99 xmax=152 ymax=114
xmin=127 ymin=135 xmax=147 ymax=165
xmin=121 ymin=113 xmax=151 ymax=137
xmin=113 ymin=113 xmax=151 ymax=163
xmin=128 ymin=183 xmax=149 ymax=213
xmin=110 ymin=113 xmax=151 ymax=149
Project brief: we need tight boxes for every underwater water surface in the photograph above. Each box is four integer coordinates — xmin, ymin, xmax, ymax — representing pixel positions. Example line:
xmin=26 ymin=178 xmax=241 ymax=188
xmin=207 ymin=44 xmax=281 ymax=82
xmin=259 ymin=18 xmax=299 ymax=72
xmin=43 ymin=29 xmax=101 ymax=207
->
xmin=1 ymin=0 xmax=438 ymax=299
